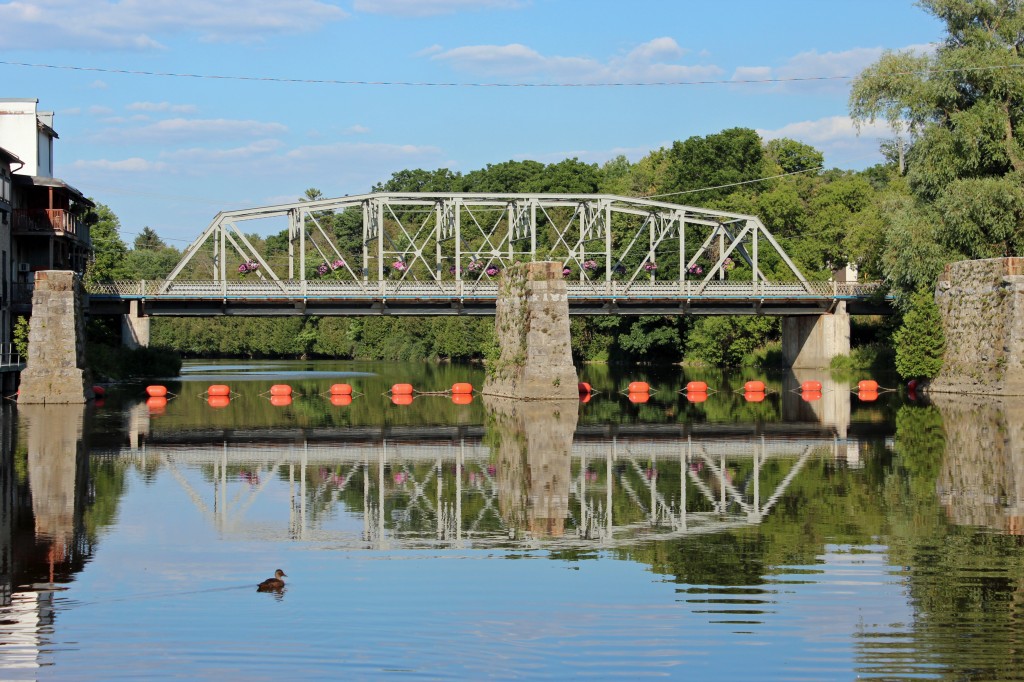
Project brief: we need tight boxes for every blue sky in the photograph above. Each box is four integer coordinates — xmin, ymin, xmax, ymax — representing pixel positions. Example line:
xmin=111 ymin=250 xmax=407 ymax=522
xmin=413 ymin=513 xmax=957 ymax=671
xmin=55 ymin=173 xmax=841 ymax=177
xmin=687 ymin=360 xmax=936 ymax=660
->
xmin=0 ymin=0 xmax=944 ymax=245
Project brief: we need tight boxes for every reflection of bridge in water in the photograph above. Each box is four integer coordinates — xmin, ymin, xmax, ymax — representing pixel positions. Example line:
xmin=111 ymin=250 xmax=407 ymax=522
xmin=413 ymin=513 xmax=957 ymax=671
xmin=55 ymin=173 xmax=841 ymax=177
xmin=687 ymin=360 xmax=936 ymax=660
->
xmin=98 ymin=415 xmax=888 ymax=550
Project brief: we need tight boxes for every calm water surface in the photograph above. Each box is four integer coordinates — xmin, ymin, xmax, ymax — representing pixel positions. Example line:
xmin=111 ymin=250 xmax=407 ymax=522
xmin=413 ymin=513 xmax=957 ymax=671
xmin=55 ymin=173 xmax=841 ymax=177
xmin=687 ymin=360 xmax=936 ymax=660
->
xmin=2 ymin=360 xmax=1023 ymax=679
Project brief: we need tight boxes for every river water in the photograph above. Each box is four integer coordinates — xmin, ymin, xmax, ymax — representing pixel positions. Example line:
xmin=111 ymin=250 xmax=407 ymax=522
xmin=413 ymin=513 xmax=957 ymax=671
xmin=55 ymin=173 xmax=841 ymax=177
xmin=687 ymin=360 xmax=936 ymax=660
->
xmin=1 ymin=360 xmax=1023 ymax=680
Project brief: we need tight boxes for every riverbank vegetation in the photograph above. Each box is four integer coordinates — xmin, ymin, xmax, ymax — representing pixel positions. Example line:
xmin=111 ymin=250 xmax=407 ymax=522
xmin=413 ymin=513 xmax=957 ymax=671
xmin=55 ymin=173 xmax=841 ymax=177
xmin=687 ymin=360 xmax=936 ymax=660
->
xmin=84 ymin=1 xmax=1021 ymax=375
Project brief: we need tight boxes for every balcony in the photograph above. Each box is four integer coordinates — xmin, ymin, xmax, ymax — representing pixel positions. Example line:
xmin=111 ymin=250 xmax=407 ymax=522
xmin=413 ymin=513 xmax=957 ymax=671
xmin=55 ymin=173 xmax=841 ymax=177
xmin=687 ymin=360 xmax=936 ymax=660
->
xmin=12 ymin=208 xmax=82 ymax=239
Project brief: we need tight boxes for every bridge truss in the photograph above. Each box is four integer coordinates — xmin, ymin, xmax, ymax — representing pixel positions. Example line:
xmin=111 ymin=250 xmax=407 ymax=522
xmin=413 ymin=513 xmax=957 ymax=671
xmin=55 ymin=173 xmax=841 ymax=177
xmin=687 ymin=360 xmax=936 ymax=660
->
xmin=89 ymin=192 xmax=885 ymax=315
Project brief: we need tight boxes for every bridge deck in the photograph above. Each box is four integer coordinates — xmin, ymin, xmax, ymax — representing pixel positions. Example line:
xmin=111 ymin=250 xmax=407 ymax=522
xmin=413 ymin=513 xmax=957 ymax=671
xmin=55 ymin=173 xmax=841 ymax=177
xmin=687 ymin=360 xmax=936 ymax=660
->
xmin=88 ymin=280 xmax=890 ymax=316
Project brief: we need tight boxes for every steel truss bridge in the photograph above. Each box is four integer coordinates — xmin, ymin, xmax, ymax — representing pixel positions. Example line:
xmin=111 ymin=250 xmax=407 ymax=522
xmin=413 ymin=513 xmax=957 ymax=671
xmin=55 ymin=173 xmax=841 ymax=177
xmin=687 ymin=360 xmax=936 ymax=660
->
xmin=87 ymin=192 xmax=889 ymax=316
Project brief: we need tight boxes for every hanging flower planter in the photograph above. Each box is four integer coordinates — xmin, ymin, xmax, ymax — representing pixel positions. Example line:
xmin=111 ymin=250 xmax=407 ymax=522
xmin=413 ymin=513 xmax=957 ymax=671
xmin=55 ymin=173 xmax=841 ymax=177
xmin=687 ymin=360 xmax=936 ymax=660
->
xmin=238 ymin=259 xmax=259 ymax=274
xmin=467 ymin=260 xmax=484 ymax=273
xmin=317 ymin=263 xmax=329 ymax=276
xmin=562 ymin=266 xmax=572 ymax=276
xmin=687 ymin=264 xmax=704 ymax=276
xmin=723 ymin=257 xmax=735 ymax=271
xmin=643 ymin=261 xmax=658 ymax=272
xmin=332 ymin=258 xmax=345 ymax=270
xmin=392 ymin=261 xmax=407 ymax=272
xmin=485 ymin=266 xmax=500 ymax=277
xmin=582 ymin=259 xmax=598 ymax=271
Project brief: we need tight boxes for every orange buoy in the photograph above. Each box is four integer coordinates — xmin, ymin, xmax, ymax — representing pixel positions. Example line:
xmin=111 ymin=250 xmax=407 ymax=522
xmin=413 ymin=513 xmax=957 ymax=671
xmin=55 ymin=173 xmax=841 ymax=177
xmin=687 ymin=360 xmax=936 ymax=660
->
xmin=628 ymin=381 xmax=650 ymax=394
xmin=578 ymin=382 xmax=592 ymax=394
xmin=208 ymin=384 xmax=230 ymax=397
xmin=391 ymin=393 xmax=414 ymax=406
xmin=907 ymin=379 xmax=918 ymax=390
xmin=801 ymin=380 xmax=822 ymax=392
xmin=391 ymin=383 xmax=414 ymax=396
xmin=857 ymin=389 xmax=879 ymax=402
xmin=579 ymin=392 xmax=592 ymax=404
xmin=330 ymin=383 xmax=353 ymax=396
xmin=685 ymin=381 xmax=708 ymax=393
xmin=857 ymin=379 xmax=879 ymax=392
xmin=270 ymin=394 xmax=292 ymax=407
xmin=146 ymin=396 xmax=167 ymax=414
xmin=270 ymin=384 xmax=292 ymax=397
xmin=744 ymin=391 xmax=765 ymax=403
xmin=146 ymin=385 xmax=168 ymax=398
xmin=686 ymin=391 xmax=708 ymax=403
xmin=451 ymin=393 xmax=473 ymax=405
xmin=744 ymin=380 xmax=766 ymax=393
xmin=451 ymin=382 xmax=474 ymax=395
xmin=92 ymin=385 xmax=106 ymax=396
xmin=330 ymin=394 xmax=353 ymax=407
xmin=628 ymin=392 xmax=650 ymax=404
xmin=207 ymin=395 xmax=230 ymax=409
xmin=801 ymin=390 xmax=823 ymax=402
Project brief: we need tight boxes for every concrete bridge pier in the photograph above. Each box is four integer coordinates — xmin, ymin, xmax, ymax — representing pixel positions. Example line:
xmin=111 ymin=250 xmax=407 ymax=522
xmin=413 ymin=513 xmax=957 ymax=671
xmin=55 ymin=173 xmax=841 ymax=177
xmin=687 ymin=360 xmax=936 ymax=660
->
xmin=121 ymin=300 xmax=150 ymax=349
xmin=781 ymin=302 xmax=850 ymax=369
xmin=19 ymin=271 xmax=92 ymax=404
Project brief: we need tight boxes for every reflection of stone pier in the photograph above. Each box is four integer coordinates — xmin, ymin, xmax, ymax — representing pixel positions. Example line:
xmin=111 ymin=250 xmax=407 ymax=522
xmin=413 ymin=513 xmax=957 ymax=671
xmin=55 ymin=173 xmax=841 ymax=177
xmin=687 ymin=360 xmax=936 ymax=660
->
xmin=484 ymin=396 xmax=578 ymax=537
xmin=931 ymin=395 xmax=1024 ymax=533
xmin=21 ymin=405 xmax=90 ymax=580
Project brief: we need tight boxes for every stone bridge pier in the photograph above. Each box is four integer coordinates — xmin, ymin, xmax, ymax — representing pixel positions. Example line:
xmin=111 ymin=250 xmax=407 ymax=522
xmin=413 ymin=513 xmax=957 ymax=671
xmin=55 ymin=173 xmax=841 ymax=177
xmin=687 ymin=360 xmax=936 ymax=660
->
xmin=19 ymin=271 xmax=92 ymax=404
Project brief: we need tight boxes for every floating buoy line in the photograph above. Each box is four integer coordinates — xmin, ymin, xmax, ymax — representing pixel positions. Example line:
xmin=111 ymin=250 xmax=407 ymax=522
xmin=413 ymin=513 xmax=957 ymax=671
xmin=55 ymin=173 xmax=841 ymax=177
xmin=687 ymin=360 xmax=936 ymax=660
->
xmin=123 ymin=377 xmax=908 ymax=411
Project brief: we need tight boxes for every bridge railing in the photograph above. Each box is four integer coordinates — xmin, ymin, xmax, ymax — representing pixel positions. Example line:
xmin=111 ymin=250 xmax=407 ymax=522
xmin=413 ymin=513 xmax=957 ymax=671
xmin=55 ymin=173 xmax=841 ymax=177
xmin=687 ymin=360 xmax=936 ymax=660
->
xmin=86 ymin=279 xmax=885 ymax=300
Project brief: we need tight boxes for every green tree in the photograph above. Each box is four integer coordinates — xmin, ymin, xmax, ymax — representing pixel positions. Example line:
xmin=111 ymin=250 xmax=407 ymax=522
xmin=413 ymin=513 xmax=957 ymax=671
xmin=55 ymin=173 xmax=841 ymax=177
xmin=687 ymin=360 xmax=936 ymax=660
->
xmin=892 ymin=289 xmax=946 ymax=379
xmin=764 ymin=138 xmax=824 ymax=174
xmin=133 ymin=226 xmax=166 ymax=250
xmin=85 ymin=203 xmax=130 ymax=282
xmin=850 ymin=0 xmax=1024 ymax=259
xmin=664 ymin=128 xmax=765 ymax=203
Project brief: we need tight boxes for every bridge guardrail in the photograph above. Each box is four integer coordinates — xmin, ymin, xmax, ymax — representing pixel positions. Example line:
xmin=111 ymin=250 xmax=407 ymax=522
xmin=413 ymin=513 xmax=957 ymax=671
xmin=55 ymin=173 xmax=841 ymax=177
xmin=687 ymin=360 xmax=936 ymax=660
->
xmin=86 ymin=279 xmax=885 ymax=300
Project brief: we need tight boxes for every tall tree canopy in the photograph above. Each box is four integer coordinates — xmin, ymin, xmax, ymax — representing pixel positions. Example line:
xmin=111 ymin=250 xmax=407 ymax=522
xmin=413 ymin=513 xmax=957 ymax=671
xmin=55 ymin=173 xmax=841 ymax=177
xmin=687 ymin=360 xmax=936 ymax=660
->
xmin=850 ymin=0 xmax=1024 ymax=259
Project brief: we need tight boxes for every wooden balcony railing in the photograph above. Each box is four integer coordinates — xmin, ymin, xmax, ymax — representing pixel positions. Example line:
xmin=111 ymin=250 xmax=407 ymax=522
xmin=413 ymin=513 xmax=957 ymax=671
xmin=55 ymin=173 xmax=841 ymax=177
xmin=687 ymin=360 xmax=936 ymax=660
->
xmin=12 ymin=209 xmax=81 ymax=237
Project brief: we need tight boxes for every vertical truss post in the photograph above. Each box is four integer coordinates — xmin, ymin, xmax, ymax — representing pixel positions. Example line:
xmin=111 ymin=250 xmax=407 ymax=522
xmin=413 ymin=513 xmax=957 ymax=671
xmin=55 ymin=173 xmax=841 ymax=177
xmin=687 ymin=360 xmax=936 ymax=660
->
xmin=435 ymin=201 xmax=443 ymax=281
xmin=361 ymin=201 xmax=369 ymax=282
xmin=288 ymin=209 xmax=298 ymax=279
xmin=648 ymin=215 xmax=656 ymax=281
xmin=752 ymin=220 xmax=759 ymax=293
xmin=375 ymin=198 xmax=385 ymax=282
xmin=679 ymin=211 xmax=687 ymax=289
xmin=604 ymin=201 xmax=612 ymax=283
xmin=298 ymin=210 xmax=307 ymax=283
xmin=530 ymin=199 xmax=537 ymax=261
xmin=454 ymin=199 xmax=462 ymax=282
xmin=219 ymin=219 xmax=226 ymax=283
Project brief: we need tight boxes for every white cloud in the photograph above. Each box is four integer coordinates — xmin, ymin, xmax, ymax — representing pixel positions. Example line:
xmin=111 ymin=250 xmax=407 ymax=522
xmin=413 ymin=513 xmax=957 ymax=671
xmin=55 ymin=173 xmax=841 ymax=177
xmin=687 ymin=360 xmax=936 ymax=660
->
xmin=89 ymin=80 xmax=108 ymax=89
xmin=128 ymin=102 xmax=199 ymax=114
xmin=109 ymin=118 xmax=288 ymax=143
xmin=354 ymin=0 xmax=524 ymax=17
xmin=71 ymin=157 xmax=168 ymax=172
xmin=758 ymin=115 xmax=894 ymax=167
xmin=345 ymin=124 xmax=371 ymax=135
xmin=0 ymin=0 xmax=348 ymax=50
xmin=285 ymin=141 xmax=442 ymax=162
xmin=431 ymin=37 xmax=721 ymax=83
xmin=162 ymin=139 xmax=284 ymax=162
xmin=731 ymin=43 xmax=935 ymax=91
xmin=88 ymin=105 xmax=114 ymax=115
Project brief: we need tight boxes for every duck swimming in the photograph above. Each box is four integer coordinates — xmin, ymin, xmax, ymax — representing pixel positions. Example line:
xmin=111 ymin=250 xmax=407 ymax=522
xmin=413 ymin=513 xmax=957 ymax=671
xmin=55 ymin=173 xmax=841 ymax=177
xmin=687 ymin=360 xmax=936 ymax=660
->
xmin=257 ymin=569 xmax=287 ymax=592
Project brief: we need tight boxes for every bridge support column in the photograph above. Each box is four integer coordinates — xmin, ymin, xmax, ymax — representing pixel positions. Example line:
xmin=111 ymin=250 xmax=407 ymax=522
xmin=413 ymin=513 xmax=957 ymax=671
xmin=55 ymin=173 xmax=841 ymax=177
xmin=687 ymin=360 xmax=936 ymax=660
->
xmin=781 ymin=302 xmax=850 ymax=369
xmin=121 ymin=300 xmax=150 ymax=349
xmin=483 ymin=261 xmax=578 ymax=400
xmin=18 ymin=271 xmax=93 ymax=404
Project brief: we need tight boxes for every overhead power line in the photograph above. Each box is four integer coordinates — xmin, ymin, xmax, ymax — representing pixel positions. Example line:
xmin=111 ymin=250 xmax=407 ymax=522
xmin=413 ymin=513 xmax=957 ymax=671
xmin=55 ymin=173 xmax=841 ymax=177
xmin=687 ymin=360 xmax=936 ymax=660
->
xmin=1 ymin=59 xmax=1022 ymax=88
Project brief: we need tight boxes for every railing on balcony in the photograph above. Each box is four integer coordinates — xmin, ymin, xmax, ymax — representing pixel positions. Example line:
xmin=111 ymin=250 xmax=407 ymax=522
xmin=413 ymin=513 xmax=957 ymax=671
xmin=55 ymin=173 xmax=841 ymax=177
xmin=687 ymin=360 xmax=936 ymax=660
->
xmin=12 ymin=208 xmax=80 ymax=237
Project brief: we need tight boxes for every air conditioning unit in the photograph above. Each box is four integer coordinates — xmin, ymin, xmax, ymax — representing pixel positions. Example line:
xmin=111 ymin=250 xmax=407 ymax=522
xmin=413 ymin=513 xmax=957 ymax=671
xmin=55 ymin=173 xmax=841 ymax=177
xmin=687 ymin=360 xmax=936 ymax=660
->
xmin=17 ymin=263 xmax=30 ymax=273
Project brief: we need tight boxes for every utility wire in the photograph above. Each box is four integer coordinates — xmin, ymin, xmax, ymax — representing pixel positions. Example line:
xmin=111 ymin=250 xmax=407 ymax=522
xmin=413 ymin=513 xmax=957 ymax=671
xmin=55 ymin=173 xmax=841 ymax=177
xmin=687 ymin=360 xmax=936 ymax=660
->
xmin=645 ymin=166 xmax=824 ymax=198
xmin=1 ymin=59 xmax=1023 ymax=88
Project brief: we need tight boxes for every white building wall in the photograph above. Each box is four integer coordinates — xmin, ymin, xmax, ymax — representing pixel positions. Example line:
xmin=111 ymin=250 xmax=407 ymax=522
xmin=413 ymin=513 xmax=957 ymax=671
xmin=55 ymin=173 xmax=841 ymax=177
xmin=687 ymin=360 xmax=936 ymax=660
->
xmin=0 ymin=99 xmax=54 ymax=177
